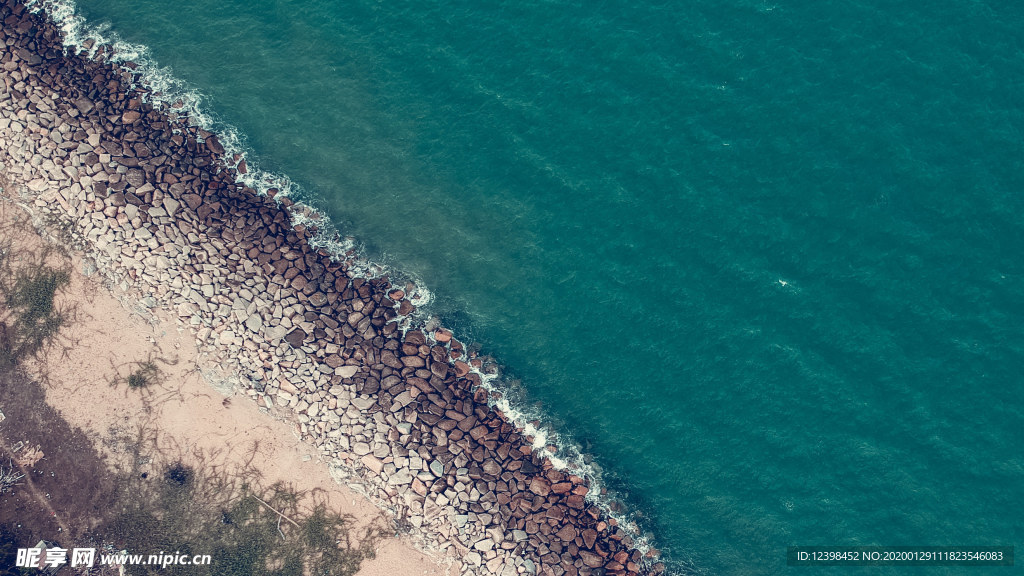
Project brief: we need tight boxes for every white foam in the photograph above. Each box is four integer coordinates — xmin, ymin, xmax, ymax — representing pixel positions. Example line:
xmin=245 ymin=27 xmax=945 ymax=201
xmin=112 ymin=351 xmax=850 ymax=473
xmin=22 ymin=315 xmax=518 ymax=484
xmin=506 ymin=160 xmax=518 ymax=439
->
xmin=30 ymin=0 xmax=438 ymax=302
xmin=435 ymin=338 xmax=660 ymax=561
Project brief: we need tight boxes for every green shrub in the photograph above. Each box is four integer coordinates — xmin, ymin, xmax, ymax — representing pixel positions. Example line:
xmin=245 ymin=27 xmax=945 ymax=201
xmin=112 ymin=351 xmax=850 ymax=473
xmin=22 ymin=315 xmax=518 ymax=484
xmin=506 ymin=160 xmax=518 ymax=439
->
xmin=0 ymin=248 xmax=71 ymax=368
xmin=127 ymin=361 xmax=160 ymax=389
xmin=9 ymin=268 xmax=69 ymax=323
xmin=105 ymin=457 xmax=381 ymax=576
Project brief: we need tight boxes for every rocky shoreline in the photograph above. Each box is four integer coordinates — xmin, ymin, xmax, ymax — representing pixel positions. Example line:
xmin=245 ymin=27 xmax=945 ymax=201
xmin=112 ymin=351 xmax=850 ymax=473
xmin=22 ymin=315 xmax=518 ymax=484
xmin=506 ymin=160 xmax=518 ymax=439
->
xmin=0 ymin=2 xmax=664 ymax=575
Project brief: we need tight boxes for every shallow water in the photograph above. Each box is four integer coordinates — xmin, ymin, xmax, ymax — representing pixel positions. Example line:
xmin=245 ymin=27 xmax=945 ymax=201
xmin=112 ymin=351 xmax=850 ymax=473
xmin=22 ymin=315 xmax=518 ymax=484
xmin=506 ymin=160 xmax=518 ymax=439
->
xmin=58 ymin=0 xmax=1024 ymax=573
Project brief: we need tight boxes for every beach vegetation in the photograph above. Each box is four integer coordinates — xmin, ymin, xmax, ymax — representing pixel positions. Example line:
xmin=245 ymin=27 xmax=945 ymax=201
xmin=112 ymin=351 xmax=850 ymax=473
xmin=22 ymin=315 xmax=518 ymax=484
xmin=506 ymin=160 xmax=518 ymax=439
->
xmin=127 ymin=360 xmax=161 ymax=389
xmin=0 ymin=239 xmax=71 ymax=368
xmin=103 ymin=441 xmax=385 ymax=576
xmin=0 ymin=460 xmax=24 ymax=494
xmin=0 ymin=362 xmax=384 ymax=576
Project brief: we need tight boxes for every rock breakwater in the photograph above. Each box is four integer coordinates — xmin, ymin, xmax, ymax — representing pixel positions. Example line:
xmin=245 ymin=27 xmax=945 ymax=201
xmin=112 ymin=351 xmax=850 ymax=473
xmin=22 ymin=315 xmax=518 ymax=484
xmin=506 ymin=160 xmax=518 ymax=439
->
xmin=0 ymin=2 xmax=665 ymax=575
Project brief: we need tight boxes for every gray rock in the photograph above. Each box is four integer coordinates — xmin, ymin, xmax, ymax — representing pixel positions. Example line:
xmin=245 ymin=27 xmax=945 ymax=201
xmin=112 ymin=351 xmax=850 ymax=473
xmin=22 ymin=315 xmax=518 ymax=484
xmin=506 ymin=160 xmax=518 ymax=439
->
xmin=162 ymin=196 xmax=180 ymax=216
xmin=264 ymin=325 xmax=288 ymax=341
xmin=388 ymin=469 xmax=412 ymax=485
xmin=245 ymin=314 xmax=263 ymax=332
xmin=391 ymin=390 xmax=412 ymax=409
xmin=351 ymin=397 xmax=375 ymax=411
xmin=335 ymin=365 xmax=358 ymax=378
xmin=429 ymin=459 xmax=445 ymax=477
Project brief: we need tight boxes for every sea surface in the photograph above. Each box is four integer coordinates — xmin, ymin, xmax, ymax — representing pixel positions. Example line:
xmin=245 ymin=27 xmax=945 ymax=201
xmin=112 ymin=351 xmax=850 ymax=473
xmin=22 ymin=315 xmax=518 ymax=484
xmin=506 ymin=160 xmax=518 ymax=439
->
xmin=50 ymin=0 xmax=1024 ymax=573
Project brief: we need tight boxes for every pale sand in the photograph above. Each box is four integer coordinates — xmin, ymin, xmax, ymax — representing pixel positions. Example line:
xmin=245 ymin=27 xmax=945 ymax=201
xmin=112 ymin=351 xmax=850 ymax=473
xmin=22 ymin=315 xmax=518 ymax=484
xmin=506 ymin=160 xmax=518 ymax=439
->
xmin=1 ymin=197 xmax=447 ymax=576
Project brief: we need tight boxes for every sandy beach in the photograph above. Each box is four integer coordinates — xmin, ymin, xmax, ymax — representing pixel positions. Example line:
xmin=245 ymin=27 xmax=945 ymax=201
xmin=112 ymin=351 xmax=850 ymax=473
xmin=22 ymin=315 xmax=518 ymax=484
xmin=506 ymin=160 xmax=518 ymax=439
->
xmin=0 ymin=195 xmax=447 ymax=576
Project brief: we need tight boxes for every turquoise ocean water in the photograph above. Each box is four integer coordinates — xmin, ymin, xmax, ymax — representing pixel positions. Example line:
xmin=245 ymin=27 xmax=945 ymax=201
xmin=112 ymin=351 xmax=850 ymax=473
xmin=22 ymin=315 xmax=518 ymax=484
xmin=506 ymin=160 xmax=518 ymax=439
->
xmin=55 ymin=0 xmax=1023 ymax=573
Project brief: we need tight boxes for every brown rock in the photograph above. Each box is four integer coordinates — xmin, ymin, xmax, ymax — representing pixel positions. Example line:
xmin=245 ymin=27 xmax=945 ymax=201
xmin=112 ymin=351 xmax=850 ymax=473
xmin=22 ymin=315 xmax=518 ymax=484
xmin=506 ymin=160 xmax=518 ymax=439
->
xmin=401 ymin=355 xmax=425 ymax=368
xmin=382 ymin=350 xmax=402 ymax=369
xmin=272 ymin=259 xmax=289 ymax=275
xmin=285 ymin=328 xmax=307 ymax=347
xmin=456 ymin=415 xmax=478 ymax=432
xmin=197 ymin=203 xmax=215 ymax=221
xmin=482 ymin=459 xmax=502 ymax=476
xmin=579 ymin=551 xmax=604 ymax=569
xmin=556 ymin=524 xmax=577 ymax=542
xmin=552 ymin=482 xmax=573 ymax=495
xmin=546 ymin=506 xmax=565 ymax=521
xmin=430 ymin=362 xmax=448 ymax=378
xmin=407 ymin=377 xmax=431 ymax=394
xmin=529 ymin=477 xmax=551 ymax=497
xmin=360 ymin=454 xmax=383 ymax=474
xmin=206 ymin=135 xmax=225 ymax=155
xmin=454 ymin=361 xmax=471 ymax=377
xmin=126 ymin=169 xmax=145 ymax=187
xmin=473 ymin=387 xmax=488 ymax=404
xmin=183 ymin=194 xmax=203 ymax=210
xmin=412 ymin=478 xmax=427 ymax=496
xmin=74 ymin=97 xmax=94 ymax=114
xmin=582 ymin=529 xmax=598 ymax=549
xmin=122 ymin=110 xmax=141 ymax=123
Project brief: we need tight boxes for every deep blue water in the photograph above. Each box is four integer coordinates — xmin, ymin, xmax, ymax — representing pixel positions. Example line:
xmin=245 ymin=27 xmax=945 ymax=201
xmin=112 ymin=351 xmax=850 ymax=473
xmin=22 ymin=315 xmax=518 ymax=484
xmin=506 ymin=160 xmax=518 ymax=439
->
xmin=58 ymin=0 xmax=1024 ymax=573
